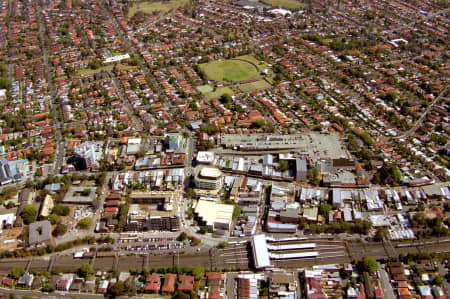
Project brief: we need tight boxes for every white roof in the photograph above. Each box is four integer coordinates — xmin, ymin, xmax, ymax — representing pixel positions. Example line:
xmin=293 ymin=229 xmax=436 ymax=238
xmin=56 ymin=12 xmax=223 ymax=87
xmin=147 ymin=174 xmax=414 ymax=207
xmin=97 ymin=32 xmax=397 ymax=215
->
xmin=200 ymin=167 xmax=222 ymax=178
xmin=195 ymin=200 xmax=233 ymax=227
xmin=127 ymin=138 xmax=142 ymax=144
xmin=269 ymin=8 xmax=292 ymax=15
xmin=267 ymin=243 xmax=315 ymax=251
xmin=269 ymin=251 xmax=319 ymax=259
xmin=98 ymin=280 xmax=109 ymax=289
xmin=252 ymin=234 xmax=271 ymax=269
xmin=103 ymin=53 xmax=130 ymax=63
xmin=40 ymin=194 xmax=54 ymax=217
xmin=370 ymin=215 xmax=390 ymax=227
xmin=419 ymin=286 xmax=432 ymax=296
xmin=0 ymin=213 xmax=15 ymax=229
xmin=197 ymin=151 xmax=214 ymax=163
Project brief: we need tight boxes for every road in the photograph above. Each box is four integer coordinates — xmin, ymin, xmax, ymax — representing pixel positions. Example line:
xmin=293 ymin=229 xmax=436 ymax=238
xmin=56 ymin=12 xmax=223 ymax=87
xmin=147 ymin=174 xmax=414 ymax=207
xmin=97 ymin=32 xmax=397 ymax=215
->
xmin=437 ymin=261 xmax=450 ymax=297
xmin=0 ymin=287 xmax=105 ymax=299
xmin=396 ymin=85 xmax=449 ymax=139
xmin=101 ymin=1 xmax=166 ymax=102
xmin=35 ymin=0 xmax=64 ymax=175
xmin=184 ymin=132 xmax=195 ymax=177
xmin=110 ymin=72 xmax=146 ymax=133
xmin=225 ymin=272 xmax=238 ymax=299
xmin=378 ymin=267 xmax=396 ymax=299
xmin=384 ymin=7 xmax=450 ymax=34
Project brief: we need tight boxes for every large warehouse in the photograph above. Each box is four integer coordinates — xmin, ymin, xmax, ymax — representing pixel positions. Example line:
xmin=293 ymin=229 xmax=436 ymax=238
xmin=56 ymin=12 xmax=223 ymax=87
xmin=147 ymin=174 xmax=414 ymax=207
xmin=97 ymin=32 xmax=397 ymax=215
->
xmin=194 ymin=166 xmax=223 ymax=190
xmin=194 ymin=200 xmax=234 ymax=231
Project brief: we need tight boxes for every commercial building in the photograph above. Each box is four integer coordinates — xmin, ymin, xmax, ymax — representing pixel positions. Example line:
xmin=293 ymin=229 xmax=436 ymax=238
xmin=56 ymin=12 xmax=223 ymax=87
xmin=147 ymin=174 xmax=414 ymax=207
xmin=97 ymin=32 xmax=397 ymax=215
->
xmin=0 ymin=159 xmax=11 ymax=184
xmin=194 ymin=200 xmax=234 ymax=231
xmin=194 ymin=166 xmax=223 ymax=190
xmin=220 ymin=133 xmax=349 ymax=160
xmin=196 ymin=151 xmax=215 ymax=164
xmin=164 ymin=133 xmax=185 ymax=152
xmin=296 ymin=158 xmax=307 ymax=182
xmin=0 ymin=159 xmax=25 ymax=185
xmin=72 ymin=141 xmax=104 ymax=169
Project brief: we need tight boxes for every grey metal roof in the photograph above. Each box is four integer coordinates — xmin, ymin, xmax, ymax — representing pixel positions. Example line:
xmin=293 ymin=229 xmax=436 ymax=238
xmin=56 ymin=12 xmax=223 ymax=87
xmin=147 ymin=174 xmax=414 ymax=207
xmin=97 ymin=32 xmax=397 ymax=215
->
xmin=29 ymin=220 xmax=52 ymax=245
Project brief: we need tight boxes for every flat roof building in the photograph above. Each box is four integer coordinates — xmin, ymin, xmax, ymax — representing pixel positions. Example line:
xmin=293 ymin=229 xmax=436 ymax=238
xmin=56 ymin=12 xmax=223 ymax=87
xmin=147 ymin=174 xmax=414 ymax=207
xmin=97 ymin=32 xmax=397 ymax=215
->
xmin=296 ymin=158 xmax=307 ymax=182
xmin=251 ymin=234 xmax=271 ymax=269
xmin=220 ymin=133 xmax=349 ymax=160
xmin=194 ymin=200 xmax=234 ymax=231
xmin=29 ymin=220 xmax=52 ymax=246
xmin=194 ymin=166 xmax=223 ymax=190
xmin=197 ymin=151 xmax=215 ymax=164
xmin=62 ymin=186 xmax=97 ymax=204
xmin=40 ymin=194 xmax=54 ymax=218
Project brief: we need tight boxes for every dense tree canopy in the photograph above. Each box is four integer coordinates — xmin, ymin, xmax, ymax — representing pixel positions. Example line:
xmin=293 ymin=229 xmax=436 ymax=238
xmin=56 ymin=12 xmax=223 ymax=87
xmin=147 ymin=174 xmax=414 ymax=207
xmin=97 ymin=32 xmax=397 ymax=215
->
xmin=78 ymin=263 xmax=94 ymax=278
xmin=21 ymin=204 xmax=38 ymax=225
xmin=77 ymin=217 xmax=93 ymax=229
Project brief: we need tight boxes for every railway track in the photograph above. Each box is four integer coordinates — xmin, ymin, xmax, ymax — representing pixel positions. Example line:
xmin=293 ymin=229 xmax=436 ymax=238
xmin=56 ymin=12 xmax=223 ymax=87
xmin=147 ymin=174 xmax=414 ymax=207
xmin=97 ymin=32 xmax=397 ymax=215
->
xmin=0 ymin=239 xmax=448 ymax=273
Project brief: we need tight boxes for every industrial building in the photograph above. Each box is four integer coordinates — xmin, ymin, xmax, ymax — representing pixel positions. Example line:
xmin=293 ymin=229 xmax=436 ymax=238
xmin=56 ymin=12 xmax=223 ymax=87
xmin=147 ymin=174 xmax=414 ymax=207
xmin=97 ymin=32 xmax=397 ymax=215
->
xmin=194 ymin=200 xmax=234 ymax=231
xmin=194 ymin=166 xmax=223 ymax=190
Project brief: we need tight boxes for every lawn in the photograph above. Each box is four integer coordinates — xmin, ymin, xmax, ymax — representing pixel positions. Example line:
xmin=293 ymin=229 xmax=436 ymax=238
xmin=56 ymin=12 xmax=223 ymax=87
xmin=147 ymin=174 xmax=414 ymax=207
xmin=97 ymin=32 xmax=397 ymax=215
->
xmin=237 ymin=55 xmax=267 ymax=71
xmin=239 ymin=80 xmax=271 ymax=92
xmin=236 ymin=55 xmax=275 ymax=83
xmin=261 ymin=0 xmax=306 ymax=10
xmin=76 ymin=64 xmax=136 ymax=76
xmin=201 ymin=86 xmax=234 ymax=99
xmin=201 ymin=59 xmax=258 ymax=82
xmin=128 ymin=0 xmax=191 ymax=17
xmin=196 ymin=84 xmax=214 ymax=93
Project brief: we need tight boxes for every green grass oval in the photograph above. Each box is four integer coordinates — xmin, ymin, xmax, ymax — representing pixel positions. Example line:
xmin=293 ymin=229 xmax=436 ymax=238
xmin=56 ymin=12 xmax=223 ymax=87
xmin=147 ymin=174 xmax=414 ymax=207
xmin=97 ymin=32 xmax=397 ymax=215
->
xmin=202 ymin=59 xmax=258 ymax=82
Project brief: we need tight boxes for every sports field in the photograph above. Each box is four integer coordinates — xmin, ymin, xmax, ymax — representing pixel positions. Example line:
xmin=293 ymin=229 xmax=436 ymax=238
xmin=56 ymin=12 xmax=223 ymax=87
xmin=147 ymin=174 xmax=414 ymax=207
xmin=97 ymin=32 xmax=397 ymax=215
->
xmin=128 ymin=0 xmax=191 ymax=17
xmin=237 ymin=55 xmax=274 ymax=83
xmin=261 ymin=0 xmax=306 ymax=10
xmin=239 ymin=80 xmax=271 ymax=92
xmin=237 ymin=55 xmax=266 ymax=71
xmin=201 ymin=59 xmax=258 ymax=82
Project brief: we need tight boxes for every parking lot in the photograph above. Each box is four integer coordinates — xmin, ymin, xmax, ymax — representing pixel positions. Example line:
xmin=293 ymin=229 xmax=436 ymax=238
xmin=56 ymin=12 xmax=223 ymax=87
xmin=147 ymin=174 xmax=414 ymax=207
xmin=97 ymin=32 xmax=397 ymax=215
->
xmin=116 ymin=237 xmax=189 ymax=252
